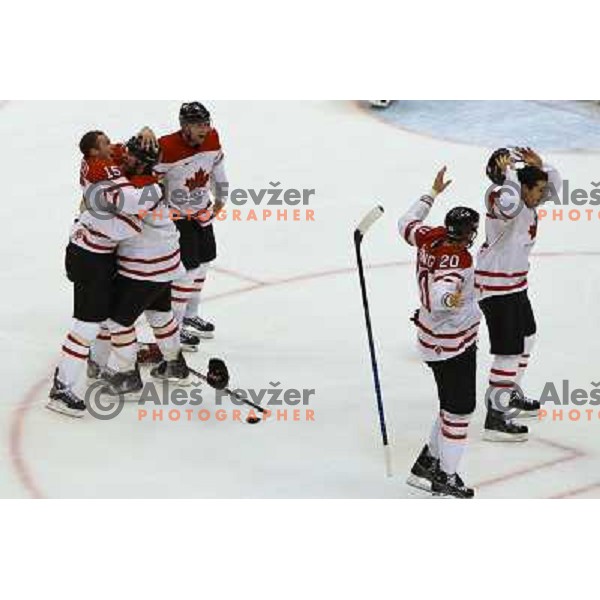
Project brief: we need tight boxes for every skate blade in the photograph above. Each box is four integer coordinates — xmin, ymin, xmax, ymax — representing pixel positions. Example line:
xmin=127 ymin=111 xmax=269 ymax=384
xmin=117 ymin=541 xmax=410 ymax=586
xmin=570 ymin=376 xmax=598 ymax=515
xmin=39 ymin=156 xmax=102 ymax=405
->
xmin=46 ymin=400 xmax=85 ymax=418
xmin=150 ymin=375 xmax=194 ymax=387
xmin=512 ymin=410 xmax=540 ymax=420
xmin=99 ymin=388 xmax=143 ymax=403
xmin=431 ymin=491 xmax=475 ymax=499
xmin=181 ymin=345 xmax=200 ymax=353
xmin=406 ymin=474 xmax=433 ymax=492
xmin=482 ymin=430 xmax=528 ymax=442
xmin=183 ymin=325 xmax=214 ymax=340
xmin=431 ymin=491 xmax=454 ymax=499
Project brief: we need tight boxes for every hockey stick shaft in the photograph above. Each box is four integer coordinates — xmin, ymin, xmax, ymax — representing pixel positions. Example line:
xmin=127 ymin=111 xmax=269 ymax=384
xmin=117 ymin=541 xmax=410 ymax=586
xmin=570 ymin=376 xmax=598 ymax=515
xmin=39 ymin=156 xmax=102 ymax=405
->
xmin=188 ymin=366 xmax=267 ymax=414
xmin=354 ymin=206 xmax=392 ymax=476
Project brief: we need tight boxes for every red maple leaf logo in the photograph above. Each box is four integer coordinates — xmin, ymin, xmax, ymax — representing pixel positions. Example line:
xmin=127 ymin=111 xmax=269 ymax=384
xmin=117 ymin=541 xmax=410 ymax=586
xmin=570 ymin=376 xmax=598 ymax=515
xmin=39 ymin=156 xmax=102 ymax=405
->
xmin=185 ymin=169 xmax=209 ymax=192
xmin=529 ymin=213 xmax=538 ymax=240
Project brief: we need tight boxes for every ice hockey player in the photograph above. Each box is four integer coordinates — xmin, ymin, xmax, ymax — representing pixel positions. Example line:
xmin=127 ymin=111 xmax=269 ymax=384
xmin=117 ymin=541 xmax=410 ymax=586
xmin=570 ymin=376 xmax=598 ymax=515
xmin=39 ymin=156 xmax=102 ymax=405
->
xmin=138 ymin=102 xmax=228 ymax=344
xmin=47 ymin=131 xmax=155 ymax=417
xmin=478 ymin=147 xmax=561 ymax=441
xmin=399 ymin=167 xmax=480 ymax=499
xmin=99 ymin=136 xmax=193 ymax=398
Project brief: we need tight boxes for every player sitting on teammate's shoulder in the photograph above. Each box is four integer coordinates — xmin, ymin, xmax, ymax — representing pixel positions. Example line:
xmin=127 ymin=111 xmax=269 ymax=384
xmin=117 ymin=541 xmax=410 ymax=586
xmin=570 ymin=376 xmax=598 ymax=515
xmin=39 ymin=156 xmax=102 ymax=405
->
xmin=477 ymin=147 xmax=561 ymax=440
xmin=399 ymin=167 xmax=480 ymax=499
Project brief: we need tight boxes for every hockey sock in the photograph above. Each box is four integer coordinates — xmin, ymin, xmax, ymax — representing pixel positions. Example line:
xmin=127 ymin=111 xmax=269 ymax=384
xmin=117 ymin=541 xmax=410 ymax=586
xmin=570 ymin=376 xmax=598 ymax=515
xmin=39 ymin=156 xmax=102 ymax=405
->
xmin=185 ymin=289 xmax=201 ymax=318
xmin=172 ymin=272 xmax=195 ymax=324
xmin=58 ymin=319 xmax=101 ymax=388
xmin=439 ymin=410 xmax=471 ymax=475
xmin=515 ymin=335 xmax=536 ymax=390
xmin=428 ymin=415 xmax=441 ymax=459
xmin=184 ymin=264 xmax=207 ymax=319
xmin=90 ymin=324 xmax=111 ymax=368
xmin=488 ymin=355 xmax=520 ymax=411
xmin=146 ymin=310 xmax=180 ymax=361
xmin=106 ymin=320 xmax=138 ymax=373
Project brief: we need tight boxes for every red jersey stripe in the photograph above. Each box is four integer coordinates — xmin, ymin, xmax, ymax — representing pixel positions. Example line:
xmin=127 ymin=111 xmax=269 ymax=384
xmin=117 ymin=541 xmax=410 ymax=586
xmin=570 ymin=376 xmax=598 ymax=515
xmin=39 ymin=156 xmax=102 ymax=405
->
xmin=118 ymin=260 xmax=182 ymax=278
xmin=118 ymin=248 xmax=180 ymax=265
xmin=475 ymin=279 xmax=527 ymax=292
xmin=114 ymin=213 xmax=142 ymax=233
xmin=475 ymin=269 xmax=529 ymax=278
xmin=414 ymin=318 xmax=479 ymax=340
xmin=418 ymin=331 xmax=478 ymax=353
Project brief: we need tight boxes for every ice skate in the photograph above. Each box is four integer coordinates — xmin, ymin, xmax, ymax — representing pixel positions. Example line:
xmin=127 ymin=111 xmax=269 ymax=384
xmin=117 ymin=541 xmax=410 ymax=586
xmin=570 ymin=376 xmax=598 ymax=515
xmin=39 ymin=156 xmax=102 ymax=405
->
xmin=150 ymin=351 xmax=191 ymax=386
xmin=101 ymin=364 xmax=144 ymax=401
xmin=431 ymin=469 xmax=475 ymax=499
xmin=509 ymin=389 xmax=540 ymax=419
xmin=180 ymin=329 xmax=200 ymax=352
xmin=183 ymin=316 xmax=215 ymax=339
xmin=483 ymin=409 xmax=528 ymax=442
xmin=406 ymin=445 xmax=439 ymax=492
xmin=47 ymin=369 xmax=86 ymax=418
xmin=87 ymin=358 xmax=111 ymax=380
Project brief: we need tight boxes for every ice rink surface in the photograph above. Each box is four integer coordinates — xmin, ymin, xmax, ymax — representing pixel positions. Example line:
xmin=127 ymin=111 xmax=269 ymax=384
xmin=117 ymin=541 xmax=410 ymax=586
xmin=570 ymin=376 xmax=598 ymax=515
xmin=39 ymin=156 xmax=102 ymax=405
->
xmin=1 ymin=100 xmax=599 ymax=498
xmin=372 ymin=100 xmax=600 ymax=152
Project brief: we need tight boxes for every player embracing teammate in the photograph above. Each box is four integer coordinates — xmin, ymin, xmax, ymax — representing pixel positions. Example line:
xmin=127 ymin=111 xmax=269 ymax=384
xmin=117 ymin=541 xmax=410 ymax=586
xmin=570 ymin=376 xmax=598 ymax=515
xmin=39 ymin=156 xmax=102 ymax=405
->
xmin=48 ymin=130 xmax=228 ymax=418
xmin=478 ymin=147 xmax=561 ymax=441
xmin=400 ymin=167 xmax=480 ymax=498
xmin=47 ymin=131 xmax=174 ymax=416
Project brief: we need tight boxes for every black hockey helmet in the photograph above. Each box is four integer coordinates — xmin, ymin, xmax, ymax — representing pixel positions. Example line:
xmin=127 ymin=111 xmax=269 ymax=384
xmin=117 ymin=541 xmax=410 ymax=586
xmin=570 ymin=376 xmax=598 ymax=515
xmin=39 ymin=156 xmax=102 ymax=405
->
xmin=486 ymin=147 xmax=511 ymax=185
xmin=125 ymin=136 xmax=160 ymax=168
xmin=445 ymin=206 xmax=480 ymax=247
xmin=179 ymin=101 xmax=211 ymax=125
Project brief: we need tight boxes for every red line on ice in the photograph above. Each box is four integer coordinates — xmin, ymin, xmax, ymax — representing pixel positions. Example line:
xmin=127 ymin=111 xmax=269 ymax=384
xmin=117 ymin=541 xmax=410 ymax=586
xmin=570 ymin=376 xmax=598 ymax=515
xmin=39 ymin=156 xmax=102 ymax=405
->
xmin=550 ymin=482 xmax=600 ymax=499
xmin=474 ymin=437 xmax=584 ymax=492
xmin=9 ymin=376 xmax=49 ymax=499
xmin=10 ymin=250 xmax=600 ymax=498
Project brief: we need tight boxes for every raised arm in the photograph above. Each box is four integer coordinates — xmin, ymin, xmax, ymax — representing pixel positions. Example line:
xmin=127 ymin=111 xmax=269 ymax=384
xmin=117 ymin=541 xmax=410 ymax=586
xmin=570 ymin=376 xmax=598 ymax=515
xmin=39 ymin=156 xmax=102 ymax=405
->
xmin=515 ymin=146 xmax=562 ymax=204
xmin=398 ymin=166 xmax=452 ymax=246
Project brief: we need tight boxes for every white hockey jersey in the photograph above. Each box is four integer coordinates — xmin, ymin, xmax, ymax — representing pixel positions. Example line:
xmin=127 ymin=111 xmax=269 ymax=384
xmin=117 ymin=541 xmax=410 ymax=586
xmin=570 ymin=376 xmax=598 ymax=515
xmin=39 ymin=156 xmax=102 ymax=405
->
xmin=115 ymin=174 xmax=186 ymax=283
xmin=71 ymin=155 xmax=160 ymax=254
xmin=475 ymin=163 xmax=561 ymax=300
xmin=398 ymin=193 xmax=480 ymax=362
xmin=154 ymin=128 xmax=228 ymax=226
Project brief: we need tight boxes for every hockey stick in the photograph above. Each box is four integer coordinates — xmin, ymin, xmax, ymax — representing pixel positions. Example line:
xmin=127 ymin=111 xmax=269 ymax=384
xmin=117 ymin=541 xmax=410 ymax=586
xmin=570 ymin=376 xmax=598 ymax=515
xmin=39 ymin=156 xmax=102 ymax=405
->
xmin=353 ymin=205 xmax=392 ymax=477
xmin=187 ymin=365 xmax=268 ymax=418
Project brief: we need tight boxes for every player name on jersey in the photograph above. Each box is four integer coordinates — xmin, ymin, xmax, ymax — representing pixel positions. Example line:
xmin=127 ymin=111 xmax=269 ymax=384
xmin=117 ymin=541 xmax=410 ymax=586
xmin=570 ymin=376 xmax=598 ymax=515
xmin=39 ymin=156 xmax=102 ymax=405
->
xmin=399 ymin=194 xmax=480 ymax=362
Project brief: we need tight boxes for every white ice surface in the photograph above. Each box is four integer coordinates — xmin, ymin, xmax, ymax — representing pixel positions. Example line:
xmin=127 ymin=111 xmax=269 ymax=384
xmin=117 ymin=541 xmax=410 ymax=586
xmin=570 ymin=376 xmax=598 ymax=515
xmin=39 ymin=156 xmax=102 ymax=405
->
xmin=1 ymin=100 xmax=599 ymax=498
